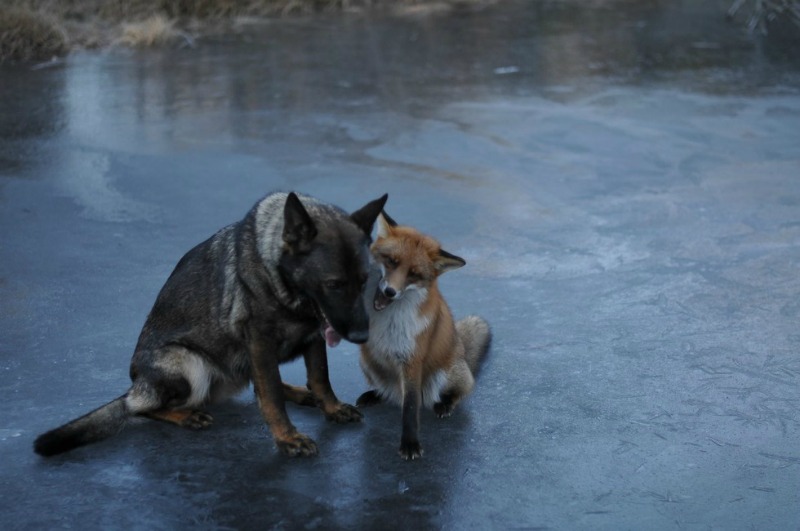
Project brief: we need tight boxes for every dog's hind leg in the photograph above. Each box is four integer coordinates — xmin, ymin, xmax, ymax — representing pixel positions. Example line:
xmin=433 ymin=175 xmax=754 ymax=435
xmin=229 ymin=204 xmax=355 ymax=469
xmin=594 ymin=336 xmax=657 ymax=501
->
xmin=283 ymin=383 xmax=317 ymax=407
xmin=128 ymin=377 xmax=214 ymax=429
xmin=128 ymin=348 xmax=217 ymax=429
xmin=144 ymin=409 xmax=213 ymax=429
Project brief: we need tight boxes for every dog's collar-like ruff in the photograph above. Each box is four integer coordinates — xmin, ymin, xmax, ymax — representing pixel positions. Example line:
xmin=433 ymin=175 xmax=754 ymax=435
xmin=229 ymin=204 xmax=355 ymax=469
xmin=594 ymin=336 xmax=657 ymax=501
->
xmin=253 ymin=192 xmax=311 ymax=311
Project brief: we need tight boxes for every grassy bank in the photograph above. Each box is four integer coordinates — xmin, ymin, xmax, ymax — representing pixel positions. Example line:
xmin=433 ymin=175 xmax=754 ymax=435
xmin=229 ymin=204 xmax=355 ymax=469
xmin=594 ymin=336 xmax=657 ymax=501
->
xmin=0 ymin=0 xmax=489 ymax=63
xmin=2 ymin=0 xmax=798 ymax=63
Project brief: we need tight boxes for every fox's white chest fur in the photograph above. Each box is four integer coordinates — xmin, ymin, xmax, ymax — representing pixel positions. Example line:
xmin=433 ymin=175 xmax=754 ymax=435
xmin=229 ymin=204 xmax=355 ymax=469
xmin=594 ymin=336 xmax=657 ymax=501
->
xmin=367 ymin=286 xmax=430 ymax=361
xmin=363 ymin=272 xmax=447 ymax=407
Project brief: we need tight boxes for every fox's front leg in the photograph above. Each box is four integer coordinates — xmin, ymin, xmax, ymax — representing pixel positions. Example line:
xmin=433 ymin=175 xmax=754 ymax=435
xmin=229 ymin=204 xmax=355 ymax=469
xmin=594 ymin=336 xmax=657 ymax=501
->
xmin=248 ymin=331 xmax=317 ymax=457
xmin=304 ymin=338 xmax=363 ymax=423
xmin=399 ymin=365 xmax=423 ymax=460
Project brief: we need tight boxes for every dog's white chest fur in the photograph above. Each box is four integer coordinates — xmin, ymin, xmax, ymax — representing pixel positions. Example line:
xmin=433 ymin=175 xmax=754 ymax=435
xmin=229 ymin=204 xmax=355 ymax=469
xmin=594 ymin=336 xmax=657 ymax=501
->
xmin=367 ymin=287 xmax=430 ymax=362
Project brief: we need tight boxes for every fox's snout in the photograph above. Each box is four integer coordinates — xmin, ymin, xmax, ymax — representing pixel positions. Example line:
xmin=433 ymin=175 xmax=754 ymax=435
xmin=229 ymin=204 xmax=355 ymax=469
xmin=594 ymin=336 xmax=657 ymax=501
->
xmin=381 ymin=285 xmax=398 ymax=298
xmin=379 ymin=278 xmax=403 ymax=300
xmin=373 ymin=277 xmax=405 ymax=312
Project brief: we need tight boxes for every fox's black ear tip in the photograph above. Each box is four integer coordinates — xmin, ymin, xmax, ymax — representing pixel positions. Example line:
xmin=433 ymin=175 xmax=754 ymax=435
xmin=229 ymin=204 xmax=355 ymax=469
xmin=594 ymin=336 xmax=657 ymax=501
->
xmin=439 ymin=248 xmax=466 ymax=264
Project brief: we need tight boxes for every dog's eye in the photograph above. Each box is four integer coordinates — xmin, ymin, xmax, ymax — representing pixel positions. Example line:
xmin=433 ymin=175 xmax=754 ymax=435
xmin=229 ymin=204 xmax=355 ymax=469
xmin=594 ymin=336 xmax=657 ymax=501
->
xmin=325 ymin=280 xmax=346 ymax=290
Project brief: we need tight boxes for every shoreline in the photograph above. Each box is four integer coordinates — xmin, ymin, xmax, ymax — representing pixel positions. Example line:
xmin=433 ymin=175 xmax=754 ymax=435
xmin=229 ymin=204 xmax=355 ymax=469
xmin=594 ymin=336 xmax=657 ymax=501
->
xmin=0 ymin=0 xmax=495 ymax=63
xmin=2 ymin=0 xmax=797 ymax=64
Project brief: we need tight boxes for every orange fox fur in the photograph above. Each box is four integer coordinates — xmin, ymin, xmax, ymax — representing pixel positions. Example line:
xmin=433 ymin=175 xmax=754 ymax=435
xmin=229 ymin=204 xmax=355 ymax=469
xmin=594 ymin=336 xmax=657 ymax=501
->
xmin=358 ymin=213 xmax=491 ymax=460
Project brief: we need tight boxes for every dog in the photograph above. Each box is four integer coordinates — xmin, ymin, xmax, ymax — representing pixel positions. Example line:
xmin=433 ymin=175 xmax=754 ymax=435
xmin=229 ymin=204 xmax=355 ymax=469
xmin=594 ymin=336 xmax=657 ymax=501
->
xmin=34 ymin=191 xmax=387 ymax=458
xmin=357 ymin=212 xmax=491 ymax=459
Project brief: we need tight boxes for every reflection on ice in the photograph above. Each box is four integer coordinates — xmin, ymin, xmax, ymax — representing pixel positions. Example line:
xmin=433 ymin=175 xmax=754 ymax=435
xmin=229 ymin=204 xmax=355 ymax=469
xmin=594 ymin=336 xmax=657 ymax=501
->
xmin=59 ymin=150 xmax=161 ymax=223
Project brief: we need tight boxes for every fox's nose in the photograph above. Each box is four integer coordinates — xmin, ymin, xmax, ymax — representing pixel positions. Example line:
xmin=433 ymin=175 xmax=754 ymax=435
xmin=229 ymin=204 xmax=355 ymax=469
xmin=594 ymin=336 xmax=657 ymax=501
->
xmin=383 ymin=286 xmax=397 ymax=298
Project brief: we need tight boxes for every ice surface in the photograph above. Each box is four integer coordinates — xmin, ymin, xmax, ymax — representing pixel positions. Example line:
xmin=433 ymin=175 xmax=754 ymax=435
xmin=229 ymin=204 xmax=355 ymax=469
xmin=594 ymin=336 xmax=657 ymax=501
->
xmin=2 ymin=1 xmax=799 ymax=529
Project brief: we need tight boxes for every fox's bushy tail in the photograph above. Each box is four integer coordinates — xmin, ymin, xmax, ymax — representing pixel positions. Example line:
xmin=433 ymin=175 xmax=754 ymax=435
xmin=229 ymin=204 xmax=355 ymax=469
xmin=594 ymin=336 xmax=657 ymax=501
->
xmin=456 ymin=315 xmax=491 ymax=376
xmin=34 ymin=395 xmax=130 ymax=457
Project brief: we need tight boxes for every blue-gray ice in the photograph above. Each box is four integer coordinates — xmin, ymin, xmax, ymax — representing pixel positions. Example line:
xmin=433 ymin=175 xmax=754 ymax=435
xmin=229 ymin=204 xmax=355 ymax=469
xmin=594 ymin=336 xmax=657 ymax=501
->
xmin=2 ymin=1 xmax=799 ymax=528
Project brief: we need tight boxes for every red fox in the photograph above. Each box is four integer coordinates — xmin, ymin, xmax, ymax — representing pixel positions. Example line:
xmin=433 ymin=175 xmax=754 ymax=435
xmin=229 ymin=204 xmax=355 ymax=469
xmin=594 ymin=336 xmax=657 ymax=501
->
xmin=357 ymin=212 xmax=491 ymax=460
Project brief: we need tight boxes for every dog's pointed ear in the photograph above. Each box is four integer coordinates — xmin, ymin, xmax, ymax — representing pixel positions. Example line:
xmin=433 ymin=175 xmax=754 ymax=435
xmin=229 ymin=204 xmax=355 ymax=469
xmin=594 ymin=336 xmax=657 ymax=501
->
xmin=434 ymin=248 xmax=466 ymax=275
xmin=350 ymin=193 xmax=388 ymax=237
xmin=283 ymin=192 xmax=317 ymax=253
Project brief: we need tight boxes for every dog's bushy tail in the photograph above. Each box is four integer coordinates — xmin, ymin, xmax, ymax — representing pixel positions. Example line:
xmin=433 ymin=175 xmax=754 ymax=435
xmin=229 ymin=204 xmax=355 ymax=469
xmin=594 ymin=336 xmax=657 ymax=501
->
xmin=34 ymin=395 xmax=130 ymax=457
xmin=457 ymin=315 xmax=491 ymax=376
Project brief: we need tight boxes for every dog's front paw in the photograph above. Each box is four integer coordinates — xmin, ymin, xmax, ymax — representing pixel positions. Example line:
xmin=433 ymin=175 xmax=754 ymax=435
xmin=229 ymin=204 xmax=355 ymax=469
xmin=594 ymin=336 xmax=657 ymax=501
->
xmin=398 ymin=439 xmax=424 ymax=461
xmin=325 ymin=403 xmax=363 ymax=423
xmin=276 ymin=432 xmax=318 ymax=457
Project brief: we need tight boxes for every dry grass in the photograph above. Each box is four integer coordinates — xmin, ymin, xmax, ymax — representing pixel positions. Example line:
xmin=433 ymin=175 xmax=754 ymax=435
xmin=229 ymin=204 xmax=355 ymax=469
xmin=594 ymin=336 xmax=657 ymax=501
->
xmin=6 ymin=0 xmax=793 ymax=63
xmin=116 ymin=15 xmax=181 ymax=48
xmin=0 ymin=7 xmax=66 ymax=62
xmin=0 ymin=0 xmax=400 ymax=62
xmin=0 ymin=0 xmax=302 ymax=62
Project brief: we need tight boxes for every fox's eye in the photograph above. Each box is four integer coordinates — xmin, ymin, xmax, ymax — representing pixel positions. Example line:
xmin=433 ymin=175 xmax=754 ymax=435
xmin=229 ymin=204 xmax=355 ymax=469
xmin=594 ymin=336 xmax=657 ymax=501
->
xmin=325 ymin=280 xmax=346 ymax=290
xmin=386 ymin=257 xmax=399 ymax=268
xmin=408 ymin=270 xmax=420 ymax=282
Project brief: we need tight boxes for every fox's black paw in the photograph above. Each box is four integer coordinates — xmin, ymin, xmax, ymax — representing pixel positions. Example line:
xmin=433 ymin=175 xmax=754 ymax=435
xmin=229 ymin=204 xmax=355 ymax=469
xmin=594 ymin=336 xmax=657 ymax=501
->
xmin=399 ymin=440 xmax=423 ymax=460
xmin=356 ymin=390 xmax=382 ymax=407
xmin=433 ymin=401 xmax=455 ymax=418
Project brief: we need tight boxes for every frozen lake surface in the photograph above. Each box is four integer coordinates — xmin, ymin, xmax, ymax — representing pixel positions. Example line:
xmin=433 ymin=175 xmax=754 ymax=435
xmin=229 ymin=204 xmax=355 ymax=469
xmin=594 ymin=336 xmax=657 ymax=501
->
xmin=2 ymin=0 xmax=799 ymax=528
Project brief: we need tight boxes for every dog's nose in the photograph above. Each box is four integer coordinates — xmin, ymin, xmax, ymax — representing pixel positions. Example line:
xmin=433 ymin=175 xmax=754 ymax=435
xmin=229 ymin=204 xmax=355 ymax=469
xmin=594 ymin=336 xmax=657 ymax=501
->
xmin=347 ymin=329 xmax=369 ymax=344
xmin=383 ymin=286 xmax=397 ymax=298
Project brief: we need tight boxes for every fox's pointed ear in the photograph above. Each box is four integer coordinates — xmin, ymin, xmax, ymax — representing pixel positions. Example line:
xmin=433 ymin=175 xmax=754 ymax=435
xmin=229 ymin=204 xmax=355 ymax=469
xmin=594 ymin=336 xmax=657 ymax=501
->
xmin=283 ymin=192 xmax=317 ymax=253
xmin=381 ymin=210 xmax=398 ymax=227
xmin=375 ymin=211 xmax=397 ymax=239
xmin=350 ymin=193 xmax=388 ymax=237
xmin=434 ymin=249 xmax=466 ymax=274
